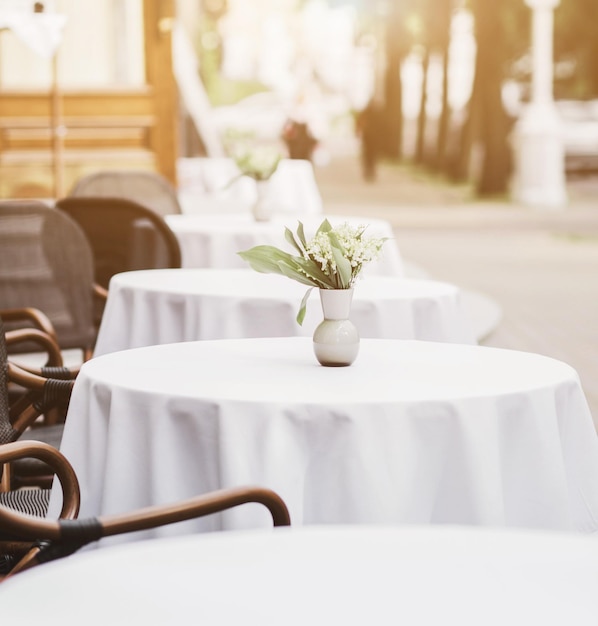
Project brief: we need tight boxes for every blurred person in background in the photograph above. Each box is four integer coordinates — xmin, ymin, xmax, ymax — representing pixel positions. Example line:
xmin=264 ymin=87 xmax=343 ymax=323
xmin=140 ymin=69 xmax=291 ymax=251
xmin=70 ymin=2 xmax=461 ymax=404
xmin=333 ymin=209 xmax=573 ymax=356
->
xmin=355 ymin=98 xmax=382 ymax=182
xmin=281 ymin=89 xmax=323 ymax=162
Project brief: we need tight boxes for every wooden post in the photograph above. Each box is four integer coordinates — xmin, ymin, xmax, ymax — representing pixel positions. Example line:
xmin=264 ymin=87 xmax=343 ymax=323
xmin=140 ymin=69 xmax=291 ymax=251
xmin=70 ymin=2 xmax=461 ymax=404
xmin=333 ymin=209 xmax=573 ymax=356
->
xmin=143 ymin=0 xmax=178 ymax=186
xmin=51 ymin=51 xmax=64 ymax=198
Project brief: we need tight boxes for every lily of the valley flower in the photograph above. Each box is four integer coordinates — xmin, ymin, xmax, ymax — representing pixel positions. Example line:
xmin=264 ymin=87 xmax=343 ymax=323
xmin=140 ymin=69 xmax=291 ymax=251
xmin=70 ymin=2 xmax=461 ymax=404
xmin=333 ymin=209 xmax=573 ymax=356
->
xmin=238 ymin=219 xmax=387 ymax=324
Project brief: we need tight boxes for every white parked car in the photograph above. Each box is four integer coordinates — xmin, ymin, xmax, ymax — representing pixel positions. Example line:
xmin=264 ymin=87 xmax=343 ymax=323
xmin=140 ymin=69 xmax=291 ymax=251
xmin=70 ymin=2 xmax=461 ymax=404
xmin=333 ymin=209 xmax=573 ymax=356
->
xmin=556 ymin=99 xmax=598 ymax=174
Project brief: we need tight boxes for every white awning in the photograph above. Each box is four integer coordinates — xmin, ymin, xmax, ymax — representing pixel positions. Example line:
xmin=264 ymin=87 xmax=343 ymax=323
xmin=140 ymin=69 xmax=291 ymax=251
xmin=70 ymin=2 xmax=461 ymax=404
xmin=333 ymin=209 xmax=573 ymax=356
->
xmin=0 ymin=10 xmax=66 ymax=59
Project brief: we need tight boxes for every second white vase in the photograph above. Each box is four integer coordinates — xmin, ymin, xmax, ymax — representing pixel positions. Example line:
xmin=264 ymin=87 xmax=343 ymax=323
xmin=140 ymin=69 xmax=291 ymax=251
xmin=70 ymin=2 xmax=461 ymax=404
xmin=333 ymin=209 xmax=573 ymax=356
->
xmin=312 ymin=288 xmax=359 ymax=367
xmin=251 ymin=180 xmax=272 ymax=222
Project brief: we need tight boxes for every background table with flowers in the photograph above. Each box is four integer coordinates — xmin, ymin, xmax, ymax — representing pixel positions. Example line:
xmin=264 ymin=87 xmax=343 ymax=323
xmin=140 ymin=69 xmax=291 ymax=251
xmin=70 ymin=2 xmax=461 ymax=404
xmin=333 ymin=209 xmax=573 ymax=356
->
xmin=164 ymin=213 xmax=404 ymax=276
xmin=92 ymin=269 xmax=476 ymax=356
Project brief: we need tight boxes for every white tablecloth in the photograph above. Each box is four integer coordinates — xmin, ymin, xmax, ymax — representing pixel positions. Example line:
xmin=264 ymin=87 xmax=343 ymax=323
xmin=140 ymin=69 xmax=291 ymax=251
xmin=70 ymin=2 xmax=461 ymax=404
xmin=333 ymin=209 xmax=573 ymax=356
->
xmin=177 ymin=157 xmax=323 ymax=215
xmin=4 ymin=526 xmax=598 ymax=624
xmin=49 ymin=337 xmax=598 ymax=545
xmin=164 ymin=213 xmax=404 ymax=276
xmin=93 ymin=269 xmax=475 ymax=356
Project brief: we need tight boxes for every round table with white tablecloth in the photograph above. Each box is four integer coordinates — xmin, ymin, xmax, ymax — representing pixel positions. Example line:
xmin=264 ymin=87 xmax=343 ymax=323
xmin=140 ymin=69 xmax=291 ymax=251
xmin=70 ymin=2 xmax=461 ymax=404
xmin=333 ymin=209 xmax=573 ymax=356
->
xmin=49 ymin=337 xmax=598 ymax=547
xmin=93 ymin=269 xmax=476 ymax=356
xmin=177 ymin=157 xmax=324 ymax=216
xmin=4 ymin=525 xmax=598 ymax=625
xmin=164 ymin=213 xmax=404 ymax=276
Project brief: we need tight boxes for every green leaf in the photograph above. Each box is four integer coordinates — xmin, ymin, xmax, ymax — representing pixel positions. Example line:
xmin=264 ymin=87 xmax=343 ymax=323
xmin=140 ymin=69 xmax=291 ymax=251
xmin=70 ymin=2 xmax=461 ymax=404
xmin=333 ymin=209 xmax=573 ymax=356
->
xmin=296 ymin=287 xmax=314 ymax=325
xmin=284 ymin=227 xmax=304 ymax=255
xmin=327 ymin=231 xmax=352 ymax=288
xmin=329 ymin=252 xmax=352 ymax=288
xmin=292 ymin=257 xmax=332 ymax=288
xmin=296 ymin=222 xmax=307 ymax=248
xmin=327 ymin=230 xmax=345 ymax=255
xmin=316 ymin=219 xmax=333 ymax=235
xmin=223 ymin=173 xmax=243 ymax=190
xmin=237 ymin=246 xmax=297 ymax=275
xmin=276 ymin=259 xmax=320 ymax=287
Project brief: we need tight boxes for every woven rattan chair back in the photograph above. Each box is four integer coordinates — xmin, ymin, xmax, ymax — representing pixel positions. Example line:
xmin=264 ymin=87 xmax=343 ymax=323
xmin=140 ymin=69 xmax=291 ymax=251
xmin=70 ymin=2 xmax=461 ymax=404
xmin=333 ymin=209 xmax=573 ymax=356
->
xmin=55 ymin=196 xmax=182 ymax=290
xmin=0 ymin=201 xmax=97 ymax=354
xmin=69 ymin=170 xmax=183 ymax=218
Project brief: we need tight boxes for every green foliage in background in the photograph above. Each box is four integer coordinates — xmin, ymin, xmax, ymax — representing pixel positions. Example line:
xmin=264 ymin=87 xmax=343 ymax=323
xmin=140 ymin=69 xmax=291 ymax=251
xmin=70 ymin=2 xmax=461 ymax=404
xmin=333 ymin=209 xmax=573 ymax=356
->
xmin=196 ymin=11 xmax=268 ymax=106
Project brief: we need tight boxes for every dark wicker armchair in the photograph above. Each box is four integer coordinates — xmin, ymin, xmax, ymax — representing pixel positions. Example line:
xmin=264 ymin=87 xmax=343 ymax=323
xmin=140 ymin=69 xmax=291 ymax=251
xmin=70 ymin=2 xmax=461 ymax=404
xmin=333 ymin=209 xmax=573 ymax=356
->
xmin=0 ymin=317 xmax=79 ymax=575
xmin=55 ymin=196 xmax=182 ymax=290
xmin=0 ymin=200 xmax=106 ymax=361
xmin=0 ymin=316 xmax=77 ymax=488
xmin=0 ymin=318 xmax=290 ymax=579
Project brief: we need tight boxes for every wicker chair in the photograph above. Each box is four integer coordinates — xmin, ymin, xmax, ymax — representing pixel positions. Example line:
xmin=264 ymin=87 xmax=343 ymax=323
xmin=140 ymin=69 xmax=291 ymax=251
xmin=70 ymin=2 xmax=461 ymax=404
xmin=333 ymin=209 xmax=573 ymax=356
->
xmin=0 ymin=317 xmax=76 ymax=488
xmin=0 ymin=316 xmax=79 ymax=576
xmin=55 ymin=196 xmax=182 ymax=290
xmin=69 ymin=170 xmax=183 ymax=218
xmin=2 ymin=306 xmax=79 ymax=421
xmin=0 ymin=318 xmax=291 ymax=579
xmin=0 ymin=200 xmax=105 ymax=361
xmin=0 ymin=441 xmax=80 ymax=578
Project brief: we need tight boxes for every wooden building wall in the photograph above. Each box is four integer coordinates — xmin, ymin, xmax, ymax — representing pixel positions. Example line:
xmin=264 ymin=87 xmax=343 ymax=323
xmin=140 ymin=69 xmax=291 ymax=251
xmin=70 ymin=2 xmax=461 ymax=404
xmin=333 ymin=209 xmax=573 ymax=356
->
xmin=0 ymin=0 xmax=179 ymax=199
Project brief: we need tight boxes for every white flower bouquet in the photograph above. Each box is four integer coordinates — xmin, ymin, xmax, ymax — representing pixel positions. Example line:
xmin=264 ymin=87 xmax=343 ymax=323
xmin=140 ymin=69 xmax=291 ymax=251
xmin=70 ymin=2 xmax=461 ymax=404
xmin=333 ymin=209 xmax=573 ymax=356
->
xmin=238 ymin=219 xmax=387 ymax=324
xmin=232 ymin=145 xmax=282 ymax=181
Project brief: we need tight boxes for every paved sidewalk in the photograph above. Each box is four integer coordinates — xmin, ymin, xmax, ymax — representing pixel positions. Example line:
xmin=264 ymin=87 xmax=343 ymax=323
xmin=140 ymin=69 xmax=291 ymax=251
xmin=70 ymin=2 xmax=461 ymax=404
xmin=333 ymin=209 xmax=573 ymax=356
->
xmin=314 ymin=152 xmax=598 ymax=428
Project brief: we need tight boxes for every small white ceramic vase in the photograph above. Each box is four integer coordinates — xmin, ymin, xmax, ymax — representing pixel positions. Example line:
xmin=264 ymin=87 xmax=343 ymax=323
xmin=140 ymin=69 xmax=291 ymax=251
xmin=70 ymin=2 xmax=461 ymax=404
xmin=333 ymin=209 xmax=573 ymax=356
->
xmin=312 ymin=288 xmax=360 ymax=367
xmin=251 ymin=180 xmax=271 ymax=222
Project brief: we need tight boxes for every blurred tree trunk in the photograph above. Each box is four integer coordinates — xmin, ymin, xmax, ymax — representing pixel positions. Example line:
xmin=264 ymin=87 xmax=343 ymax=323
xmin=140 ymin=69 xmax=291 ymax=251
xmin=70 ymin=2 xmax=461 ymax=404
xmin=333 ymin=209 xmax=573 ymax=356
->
xmin=380 ymin=4 xmax=409 ymax=160
xmin=454 ymin=0 xmax=532 ymax=192
xmin=555 ymin=0 xmax=598 ymax=98
xmin=453 ymin=78 xmax=476 ymax=182
xmin=433 ymin=0 xmax=453 ymax=173
xmin=414 ymin=47 xmax=430 ymax=164
xmin=454 ymin=0 xmax=511 ymax=195
xmin=435 ymin=48 xmax=450 ymax=171
xmin=381 ymin=24 xmax=403 ymax=159
xmin=473 ymin=0 xmax=512 ymax=195
xmin=411 ymin=0 xmax=453 ymax=170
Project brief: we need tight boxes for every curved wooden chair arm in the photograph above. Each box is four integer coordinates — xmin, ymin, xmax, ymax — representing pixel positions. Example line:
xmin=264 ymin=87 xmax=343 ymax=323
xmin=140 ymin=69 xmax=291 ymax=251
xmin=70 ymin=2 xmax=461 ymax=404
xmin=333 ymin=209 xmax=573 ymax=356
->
xmin=0 ymin=442 xmax=80 ymax=520
xmin=1 ymin=485 xmax=289 ymax=544
xmin=7 ymin=363 xmax=75 ymax=434
xmin=8 ymin=361 xmax=77 ymax=388
xmin=0 ymin=308 xmax=58 ymax=343
xmin=101 ymin=486 xmax=291 ymax=536
xmin=5 ymin=328 xmax=64 ymax=368
xmin=1 ymin=484 xmax=290 ymax=577
xmin=8 ymin=360 xmax=79 ymax=381
xmin=0 ymin=442 xmax=81 ymax=578
xmin=7 ymin=363 xmax=52 ymax=392
xmin=93 ymin=283 xmax=108 ymax=301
